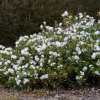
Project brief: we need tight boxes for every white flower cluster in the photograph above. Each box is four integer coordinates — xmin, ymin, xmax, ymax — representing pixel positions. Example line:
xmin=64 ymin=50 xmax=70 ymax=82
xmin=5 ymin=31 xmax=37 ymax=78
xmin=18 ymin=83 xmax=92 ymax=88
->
xmin=21 ymin=47 xmax=30 ymax=55
xmin=40 ymin=74 xmax=48 ymax=80
xmin=76 ymin=71 xmax=85 ymax=80
xmin=0 ymin=11 xmax=99 ymax=87
xmin=62 ymin=11 xmax=69 ymax=17
xmin=74 ymin=55 xmax=79 ymax=63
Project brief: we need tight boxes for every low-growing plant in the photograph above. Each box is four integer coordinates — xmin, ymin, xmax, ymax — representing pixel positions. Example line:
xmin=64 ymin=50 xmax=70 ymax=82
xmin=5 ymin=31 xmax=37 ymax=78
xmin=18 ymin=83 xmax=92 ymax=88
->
xmin=0 ymin=11 xmax=100 ymax=89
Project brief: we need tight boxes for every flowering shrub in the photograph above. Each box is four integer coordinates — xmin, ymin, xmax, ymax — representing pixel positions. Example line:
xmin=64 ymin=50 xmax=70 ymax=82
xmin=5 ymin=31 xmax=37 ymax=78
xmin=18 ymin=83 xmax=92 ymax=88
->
xmin=0 ymin=11 xmax=100 ymax=89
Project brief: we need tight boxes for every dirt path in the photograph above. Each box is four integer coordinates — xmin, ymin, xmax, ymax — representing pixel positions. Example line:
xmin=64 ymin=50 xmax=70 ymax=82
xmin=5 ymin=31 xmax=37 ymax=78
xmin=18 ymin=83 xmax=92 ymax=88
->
xmin=0 ymin=86 xmax=100 ymax=100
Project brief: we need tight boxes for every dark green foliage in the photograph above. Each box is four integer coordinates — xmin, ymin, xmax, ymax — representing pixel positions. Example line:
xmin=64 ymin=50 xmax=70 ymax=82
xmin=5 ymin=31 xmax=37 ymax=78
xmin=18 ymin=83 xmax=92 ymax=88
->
xmin=0 ymin=0 xmax=100 ymax=47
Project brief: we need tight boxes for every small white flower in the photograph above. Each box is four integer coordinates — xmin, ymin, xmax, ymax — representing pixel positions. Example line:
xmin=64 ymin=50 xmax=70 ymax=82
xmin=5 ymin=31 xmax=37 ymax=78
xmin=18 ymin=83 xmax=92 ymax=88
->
xmin=80 ymin=71 xmax=84 ymax=76
xmin=5 ymin=52 xmax=10 ymax=55
xmin=4 ymin=71 xmax=8 ymax=75
xmin=40 ymin=62 xmax=43 ymax=66
xmin=53 ymin=52 xmax=58 ymax=57
xmin=34 ymin=70 xmax=38 ymax=79
xmin=24 ymin=64 xmax=29 ymax=68
xmin=0 ymin=62 xmax=2 ymax=65
xmin=41 ymin=55 xmax=44 ymax=58
xmin=17 ymin=75 xmax=20 ymax=78
xmin=86 ymin=15 xmax=90 ymax=18
xmin=8 ymin=68 xmax=14 ymax=74
xmin=41 ymin=43 xmax=47 ymax=50
xmin=76 ymin=46 xmax=80 ymax=51
xmin=49 ymin=51 xmax=53 ymax=54
xmin=19 ymin=57 xmax=25 ymax=61
xmin=40 ymin=25 xmax=43 ymax=29
xmin=7 ymin=60 xmax=11 ymax=64
xmin=40 ymin=74 xmax=48 ymax=80
xmin=89 ymin=65 xmax=92 ymax=68
xmin=43 ymin=21 xmax=46 ymax=25
xmin=31 ymin=65 xmax=35 ymax=69
xmin=74 ymin=55 xmax=79 ymax=63
xmin=4 ymin=62 xmax=8 ymax=65
xmin=79 ymin=13 xmax=83 ymax=18
xmin=92 ymin=53 xmax=97 ymax=59
xmin=48 ymin=60 xmax=51 ymax=63
xmin=57 ymin=65 xmax=62 ymax=68
xmin=23 ymin=72 xmax=27 ymax=76
xmin=62 ymin=11 xmax=69 ymax=17
xmin=75 ymin=16 xmax=78 ymax=19
xmin=16 ymin=80 xmax=21 ymax=85
xmin=95 ymin=71 xmax=100 ymax=75
xmin=46 ymin=26 xmax=53 ymax=31
xmin=76 ymin=76 xmax=82 ymax=79
xmin=82 ymin=67 xmax=87 ymax=72
xmin=15 ymin=41 xmax=20 ymax=47
xmin=5 ymin=47 xmax=12 ymax=51
xmin=59 ymin=23 xmax=62 ymax=26
xmin=17 ymin=60 xmax=22 ymax=65
xmin=21 ymin=47 xmax=29 ymax=55
xmin=11 ymin=55 xmax=17 ymax=59
xmin=72 ymin=36 xmax=76 ymax=40
xmin=80 ymin=41 xmax=84 ymax=45
xmin=98 ymin=20 xmax=100 ymax=24
xmin=35 ymin=56 xmax=39 ymax=61
xmin=78 ymin=50 xmax=81 ymax=55
xmin=74 ymin=55 xmax=79 ymax=60
xmin=23 ymin=78 xmax=29 ymax=84
xmin=24 ymin=35 xmax=29 ymax=39
xmin=51 ymin=63 xmax=56 ymax=66
xmin=30 ymin=60 xmax=37 ymax=65
xmin=95 ymin=31 xmax=100 ymax=35
xmin=96 ymin=59 xmax=100 ymax=66
xmin=60 ymin=65 xmax=63 ymax=67
xmin=0 ymin=45 xmax=5 ymax=49
xmin=36 ymin=66 xmax=39 ymax=68
xmin=55 ymin=41 xmax=61 ymax=47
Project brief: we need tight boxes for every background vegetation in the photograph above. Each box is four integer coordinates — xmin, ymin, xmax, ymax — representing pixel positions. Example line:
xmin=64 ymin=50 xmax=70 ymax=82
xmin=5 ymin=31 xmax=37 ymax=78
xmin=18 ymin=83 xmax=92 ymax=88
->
xmin=0 ymin=0 xmax=100 ymax=47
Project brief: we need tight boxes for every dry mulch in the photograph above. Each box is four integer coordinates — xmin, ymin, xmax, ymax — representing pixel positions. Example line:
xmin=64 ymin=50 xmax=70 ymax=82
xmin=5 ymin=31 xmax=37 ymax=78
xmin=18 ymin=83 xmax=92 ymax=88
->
xmin=0 ymin=85 xmax=100 ymax=100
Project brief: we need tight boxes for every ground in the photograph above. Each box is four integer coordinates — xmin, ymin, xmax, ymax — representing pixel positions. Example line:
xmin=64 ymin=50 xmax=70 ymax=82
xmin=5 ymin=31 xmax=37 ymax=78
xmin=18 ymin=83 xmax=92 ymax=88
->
xmin=0 ymin=85 xmax=100 ymax=100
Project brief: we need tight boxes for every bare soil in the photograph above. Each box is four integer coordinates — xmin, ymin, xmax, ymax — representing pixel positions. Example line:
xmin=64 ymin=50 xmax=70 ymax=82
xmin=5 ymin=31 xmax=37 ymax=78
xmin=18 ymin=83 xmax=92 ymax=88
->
xmin=0 ymin=85 xmax=100 ymax=100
